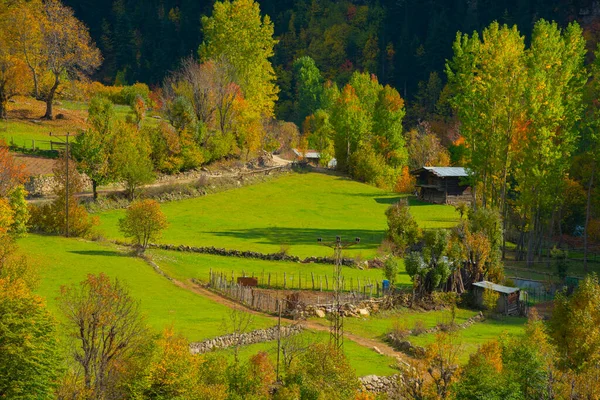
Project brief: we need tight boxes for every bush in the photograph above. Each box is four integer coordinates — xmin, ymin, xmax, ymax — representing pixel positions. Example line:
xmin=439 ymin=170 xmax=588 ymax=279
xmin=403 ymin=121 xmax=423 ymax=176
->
xmin=385 ymin=201 xmax=421 ymax=255
xmin=383 ymin=257 xmax=399 ymax=286
xmin=412 ymin=320 xmax=427 ymax=336
xmin=349 ymin=144 xmax=399 ymax=190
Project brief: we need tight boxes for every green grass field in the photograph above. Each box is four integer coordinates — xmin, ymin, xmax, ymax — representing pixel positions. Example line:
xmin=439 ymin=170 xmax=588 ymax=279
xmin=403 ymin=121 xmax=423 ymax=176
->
xmin=410 ymin=316 xmax=527 ymax=363
xmin=149 ymin=249 xmax=413 ymax=288
xmin=21 ymin=234 xmax=272 ymax=341
xmin=99 ymin=172 xmax=460 ymax=259
xmin=310 ymin=307 xmax=480 ymax=341
xmin=215 ymin=330 xmax=399 ymax=377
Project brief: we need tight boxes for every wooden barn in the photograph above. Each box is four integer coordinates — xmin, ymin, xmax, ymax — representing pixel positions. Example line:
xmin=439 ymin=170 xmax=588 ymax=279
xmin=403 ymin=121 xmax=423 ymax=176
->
xmin=411 ymin=167 xmax=471 ymax=205
xmin=472 ymin=281 xmax=521 ymax=316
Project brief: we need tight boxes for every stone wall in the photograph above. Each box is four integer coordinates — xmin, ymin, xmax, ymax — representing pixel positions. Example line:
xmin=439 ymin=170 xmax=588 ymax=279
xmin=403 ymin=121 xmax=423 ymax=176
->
xmin=189 ymin=324 xmax=304 ymax=354
xmin=360 ymin=375 xmax=401 ymax=397
xmin=25 ymin=174 xmax=93 ymax=197
xmin=386 ymin=312 xmax=485 ymax=358
xmin=141 ymin=242 xmax=356 ymax=266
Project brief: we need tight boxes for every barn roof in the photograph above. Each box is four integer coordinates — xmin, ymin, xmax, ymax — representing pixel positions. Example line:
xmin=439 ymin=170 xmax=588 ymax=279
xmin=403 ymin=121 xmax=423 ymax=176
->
xmin=411 ymin=166 xmax=468 ymax=177
xmin=292 ymin=149 xmax=320 ymax=159
xmin=473 ymin=281 xmax=520 ymax=294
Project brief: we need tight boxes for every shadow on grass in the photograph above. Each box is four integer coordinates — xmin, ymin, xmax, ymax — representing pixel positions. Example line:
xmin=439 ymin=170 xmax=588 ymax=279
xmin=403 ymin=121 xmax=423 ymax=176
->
xmin=68 ymin=250 xmax=129 ymax=257
xmin=209 ymin=227 xmax=386 ymax=248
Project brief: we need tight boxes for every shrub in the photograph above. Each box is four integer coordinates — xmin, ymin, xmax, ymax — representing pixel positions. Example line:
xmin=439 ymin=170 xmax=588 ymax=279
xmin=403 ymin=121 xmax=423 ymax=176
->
xmin=385 ymin=201 xmax=421 ymax=255
xmin=383 ymin=257 xmax=399 ymax=286
xmin=412 ymin=320 xmax=427 ymax=336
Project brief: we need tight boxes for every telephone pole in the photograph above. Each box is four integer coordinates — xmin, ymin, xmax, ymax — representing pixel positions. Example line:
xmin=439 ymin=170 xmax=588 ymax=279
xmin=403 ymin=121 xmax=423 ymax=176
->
xmin=317 ymin=236 xmax=360 ymax=351
xmin=49 ymin=131 xmax=75 ymax=237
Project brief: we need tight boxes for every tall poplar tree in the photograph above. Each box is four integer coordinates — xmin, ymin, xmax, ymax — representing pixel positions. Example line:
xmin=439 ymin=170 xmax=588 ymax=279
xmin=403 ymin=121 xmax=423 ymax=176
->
xmin=199 ymin=0 xmax=279 ymax=118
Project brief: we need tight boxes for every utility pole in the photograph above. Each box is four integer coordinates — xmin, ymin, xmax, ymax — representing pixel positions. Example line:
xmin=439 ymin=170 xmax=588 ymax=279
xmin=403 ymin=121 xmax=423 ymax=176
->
xmin=317 ymin=236 xmax=360 ymax=351
xmin=49 ymin=131 xmax=75 ymax=237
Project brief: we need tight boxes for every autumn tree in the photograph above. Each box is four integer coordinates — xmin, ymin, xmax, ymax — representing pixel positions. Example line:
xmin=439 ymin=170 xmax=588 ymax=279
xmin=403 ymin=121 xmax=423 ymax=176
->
xmin=406 ymin=128 xmax=451 ymax=170
xmin=0 ymin=141 xmax=28 ymax=197
xmin=514 ymin=20 xmax=586 ymax=265
xmin=119 ymin=199 xmax=168 ymax=251
xmin=39 ymin=0 xmax=101 ymax=119
xmin=72 ymin=96 xmax=116 ymax=200
xmin=0 ymin=4 xmax=30 ymax=119
xmin=283 ymin=342 xmax=360 ymax=399
xmin=0 ymin=234 xmax=59 ymax=399
xmin=10 ymin=0 xmax=45 ymax=100
xmin=446 ymin=22 xmax=526 ymax=210
xmin=200 ymin=0 xmax=279 ymax=118
xmin=59 ymin=273 xmax=152 ymax=399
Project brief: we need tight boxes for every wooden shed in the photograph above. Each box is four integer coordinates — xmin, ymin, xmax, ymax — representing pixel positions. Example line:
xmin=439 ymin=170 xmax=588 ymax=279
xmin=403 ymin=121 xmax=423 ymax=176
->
xmin=472 ymin=281 xmax=521 ymax=316
xmin=411 ymin=167 xmax=471 ymax=205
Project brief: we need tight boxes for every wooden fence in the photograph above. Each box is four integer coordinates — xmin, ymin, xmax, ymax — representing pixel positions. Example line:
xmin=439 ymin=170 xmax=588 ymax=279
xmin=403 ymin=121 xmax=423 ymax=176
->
xmin=208 ymin=269 xmax=384 ymax=297
xmin=207 ymin=271 xmax=379 ymax=315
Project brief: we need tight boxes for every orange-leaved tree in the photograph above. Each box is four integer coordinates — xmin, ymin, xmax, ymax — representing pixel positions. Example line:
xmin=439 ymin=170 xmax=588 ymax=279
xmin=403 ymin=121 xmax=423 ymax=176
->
xmin=40 ymin=0 xmax=101 ymax=119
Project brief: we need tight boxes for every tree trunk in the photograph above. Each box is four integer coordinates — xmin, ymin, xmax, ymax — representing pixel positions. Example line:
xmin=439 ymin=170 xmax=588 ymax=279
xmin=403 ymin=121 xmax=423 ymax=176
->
xmin=584 ymin=165 xmax=595 ymax=273
xmin=43 ymin=74 xmax=60 ymax=120
xmin=0 ymin=84 xmax=7 ymax=120
xmin=92 ymin=180 xmax=98 ymax=201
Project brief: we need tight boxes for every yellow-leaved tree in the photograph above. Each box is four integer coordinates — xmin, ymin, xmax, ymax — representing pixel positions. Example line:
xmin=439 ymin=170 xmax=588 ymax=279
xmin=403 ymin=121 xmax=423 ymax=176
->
xmin=199 ymin=0 xmax=279 ymax=119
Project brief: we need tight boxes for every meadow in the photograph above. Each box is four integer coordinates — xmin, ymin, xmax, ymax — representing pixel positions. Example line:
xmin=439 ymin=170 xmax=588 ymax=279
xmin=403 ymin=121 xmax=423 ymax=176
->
xmin=21 ymin=234 xmax=273 ymax=341
xmin=1 ymin=97 xmax=155 ymax=151
xmin=99 ymin=172 xmax=460 ymax=259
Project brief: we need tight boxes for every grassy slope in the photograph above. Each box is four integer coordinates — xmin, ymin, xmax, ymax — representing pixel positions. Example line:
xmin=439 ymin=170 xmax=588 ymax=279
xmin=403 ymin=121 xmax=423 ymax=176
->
xmin=99 ymin=172 xmax=460 ymax=259
xmin=21 ymin=234 xmax=272 ymax=341
xmin=216 ymin=329 xmax=399 ymax=377
xmin=1 ymin=98 xmax=156 ymax=150
xmin=310 ymin=308 xmax=480 ymax=341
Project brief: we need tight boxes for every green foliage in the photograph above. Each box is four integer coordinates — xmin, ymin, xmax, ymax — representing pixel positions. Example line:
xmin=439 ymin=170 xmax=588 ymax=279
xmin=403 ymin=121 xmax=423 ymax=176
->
xmin=548 ymin=274 xmax=600 ymax=372
xmin=111 ymin=121 xmax=155 ymax=200
xmin=7 ymin=185 xmax=29 ymax=236
xmin=293 ymin=56 xmax=323 ymax=127
xmin=119 ymin=199 xmax=168 ymax=251
xmin=72 ymin=96 xmax=117 ymax=198
xmin=551 ymin=247 xmax=569 ymax=281
xmin=200 ymin=0 xmax=278 ymax=118
xmin=482 ymin=286 xmax=499 ymax=314
xmin=383 ymin=257 xmax=399 ymax=286
xmin=349 ymin=142 xmax=397 ymax=189
xmin=405 ymin=229 xmax=452 ymax=295
xmin=0 ymin=236 xmax=59 ymax=400
xmin=283 ymin=342 xmax=359 ymax=400
xmin=385 ymin=201 xmax=421 ymax=255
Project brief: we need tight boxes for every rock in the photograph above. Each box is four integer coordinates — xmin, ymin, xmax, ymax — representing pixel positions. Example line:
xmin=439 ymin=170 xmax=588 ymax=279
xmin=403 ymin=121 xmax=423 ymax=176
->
xmin=359 ymin=308 xmax=370 ymax=316
xmin=373 ymin=346 xmax=383 ymax=355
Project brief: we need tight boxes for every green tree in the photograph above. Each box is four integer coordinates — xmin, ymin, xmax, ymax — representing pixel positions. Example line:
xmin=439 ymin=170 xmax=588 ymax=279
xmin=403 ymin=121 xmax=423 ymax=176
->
xmin=111 ymin=121 xmax=154 ymax=200
xmin=385 ymin=201 xmax=421 ymax=255
xmin=72 ymin=96 xmax=116 ymax=200
xmin=405 ymin=229 xmax=452 ymax=296
xmin=199 ymin=0 xmax=278 ymax=118
xmin=548 ymin=274 xmax=600 ymax=373
xmin=293 ymin=56 xmax=323 ymax=127
xmin=7 ymin=185 xmax=29 ymax=237
xmin=373 ymin=84 xmax=407 ymax=167
xmin=119 ymin=199 xmax=168 ymax=252
xmin=383 ymin=257 xmax=399 ymax=286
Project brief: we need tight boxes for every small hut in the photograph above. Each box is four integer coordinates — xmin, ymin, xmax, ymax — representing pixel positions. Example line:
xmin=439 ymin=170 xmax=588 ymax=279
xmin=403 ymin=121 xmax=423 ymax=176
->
xmin=411 ymin=167 xmax=471 ymax=205
xmin=472 ymin=281 xmax=521 ymax=316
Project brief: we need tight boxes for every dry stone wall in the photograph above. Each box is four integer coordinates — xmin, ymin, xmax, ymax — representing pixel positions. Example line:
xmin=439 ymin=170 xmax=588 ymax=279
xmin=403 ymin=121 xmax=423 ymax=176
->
xmin=360 ymin=375 xmax=401 ymax=397
xmin=189 ymin=325 xmax=304 ymax=354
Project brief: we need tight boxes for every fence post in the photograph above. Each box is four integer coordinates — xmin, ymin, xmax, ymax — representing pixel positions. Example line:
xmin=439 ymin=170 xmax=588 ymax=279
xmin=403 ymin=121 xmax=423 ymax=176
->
xmin=268 ymin=273 xmax=271 ymax=288
xmin=311 ymin=272 xmax=315 ymax=290
xmin=283 ymin=272 xmax=287 ymax=289
xmin=325 ymin=275 xmax=328 ymax=291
